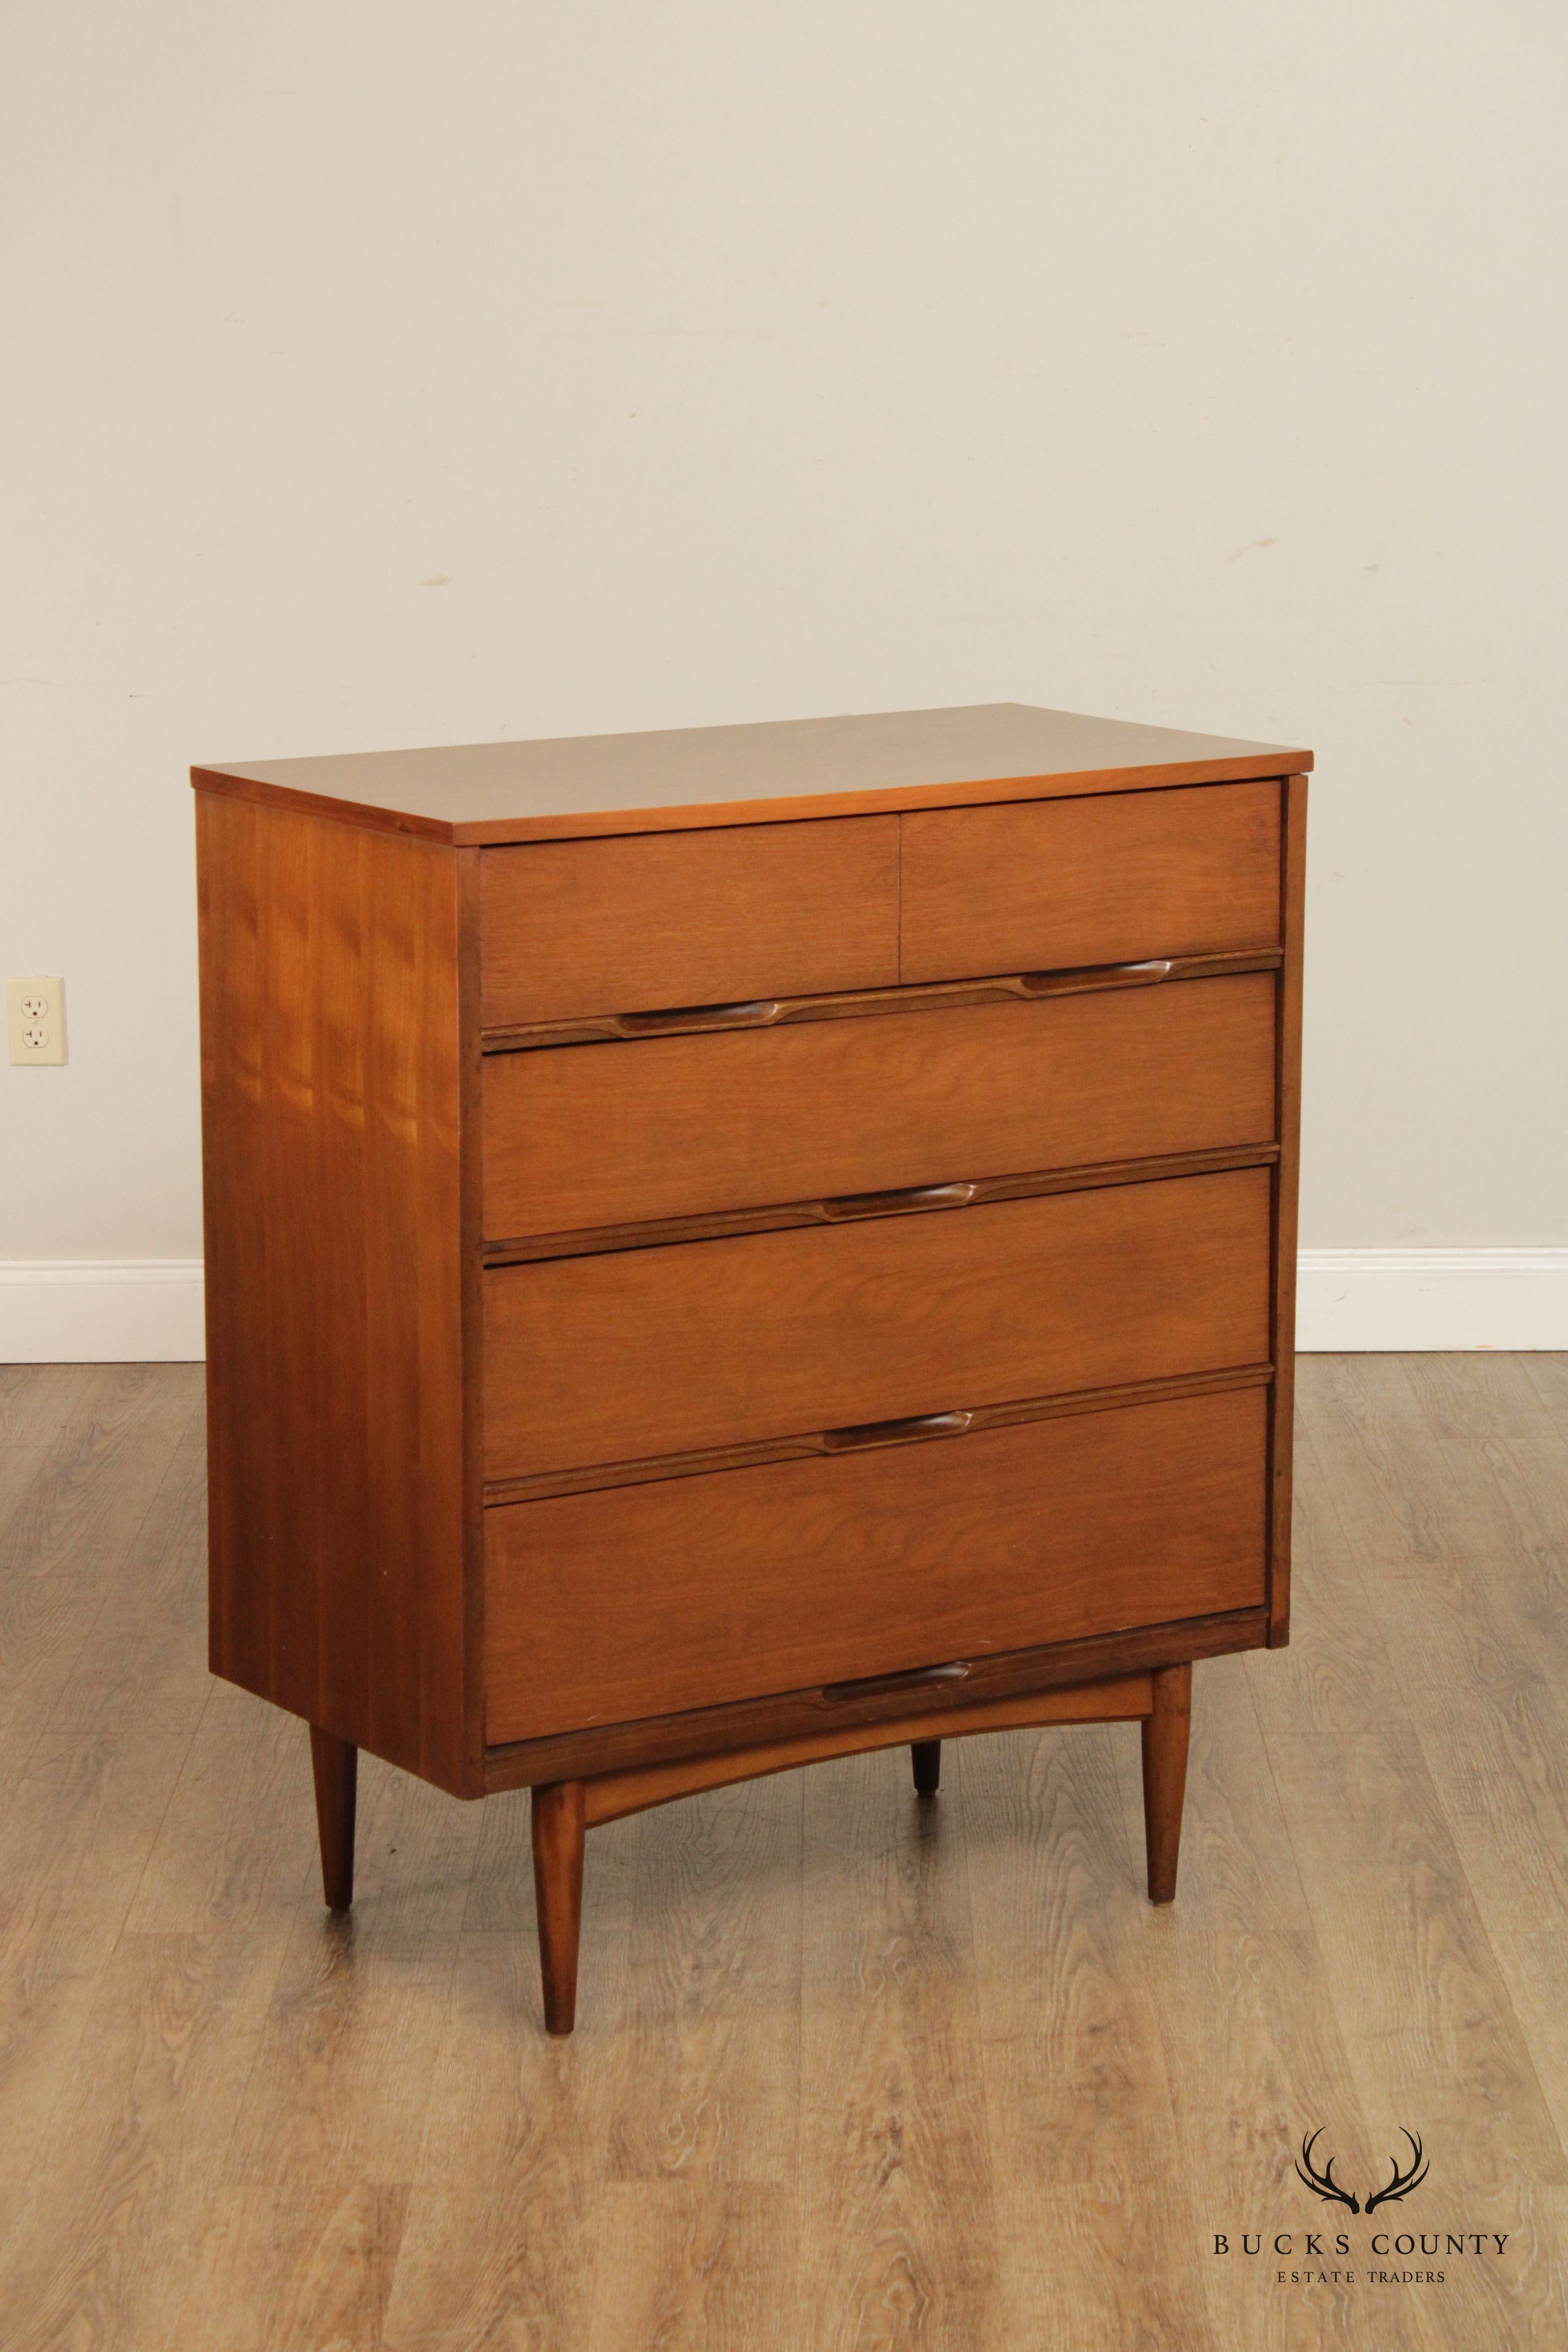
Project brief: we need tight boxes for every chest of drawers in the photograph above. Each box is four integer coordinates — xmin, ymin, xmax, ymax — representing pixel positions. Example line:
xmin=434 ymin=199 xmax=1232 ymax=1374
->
xmin=194 ymin=703 xmax=1308 ymax=2034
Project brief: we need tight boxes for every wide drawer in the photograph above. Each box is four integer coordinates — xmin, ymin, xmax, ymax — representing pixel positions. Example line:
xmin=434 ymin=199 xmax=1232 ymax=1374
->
xmin=900 ymin=780 xmax=1281 ymax=984
xmin=485 ymin=1384 xmax=1269 ymax=1741
xmin=483 ymin=1165 xmax=1270 ymax=1481
xmin=483 ymin=970 xmax=1276 ymax=1242
xmin=479 ymin=816 xmax=900 ymax=1029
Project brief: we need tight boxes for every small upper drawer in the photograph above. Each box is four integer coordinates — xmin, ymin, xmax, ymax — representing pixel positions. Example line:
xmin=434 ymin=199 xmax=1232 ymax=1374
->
xmin=479 ymin=816 xmax=899 ymax=1029
xmin=900 ymin=781 xmax=1281 ymax=984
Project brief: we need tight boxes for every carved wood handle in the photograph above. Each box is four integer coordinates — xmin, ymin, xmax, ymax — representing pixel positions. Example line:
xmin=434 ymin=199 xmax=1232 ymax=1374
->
xmin=1017 ymin=957 xmax=1172 ymax=996
xmin=818 ymin=1181 xmax=977 ymax=1221
xmin=613 ymin=999 xmax=782 ymax=1035
xmin=818 ymin=1409 xmax=974 ymax=1452
xmin=821 ymin=1660 xmax=971 ymax=1704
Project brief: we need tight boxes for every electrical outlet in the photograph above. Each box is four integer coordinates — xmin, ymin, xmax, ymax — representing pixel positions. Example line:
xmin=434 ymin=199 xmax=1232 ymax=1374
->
xmin=7 ymin=975 xmax=67 ymax=1065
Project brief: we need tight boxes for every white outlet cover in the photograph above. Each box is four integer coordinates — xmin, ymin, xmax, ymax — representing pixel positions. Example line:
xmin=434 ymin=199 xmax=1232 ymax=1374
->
xmin=7 ymin=975 xmax=67 ymax=1065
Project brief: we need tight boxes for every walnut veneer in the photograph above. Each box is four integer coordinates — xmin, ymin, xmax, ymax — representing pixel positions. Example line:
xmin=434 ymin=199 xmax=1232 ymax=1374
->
xmin=194 ymin=702 xmax=1308 ymax=2033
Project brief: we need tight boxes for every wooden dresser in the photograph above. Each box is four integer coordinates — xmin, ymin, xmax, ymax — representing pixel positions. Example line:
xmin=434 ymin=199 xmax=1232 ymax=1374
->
xmin=193 ymin=704 xmax=1308 ymax=2033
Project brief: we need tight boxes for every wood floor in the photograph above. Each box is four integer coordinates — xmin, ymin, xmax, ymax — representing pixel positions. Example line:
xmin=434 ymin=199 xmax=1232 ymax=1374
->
xmin=2 ymin=1356 xmax=1567 ymax=2349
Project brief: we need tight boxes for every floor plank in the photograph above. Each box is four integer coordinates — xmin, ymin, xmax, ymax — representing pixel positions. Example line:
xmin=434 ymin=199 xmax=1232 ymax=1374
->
xmin=799 ymin=1743 xmax=999 ymax=2351
xmin=0 ymin=1728 xmax=207 ymax=2185
xmin=381 ymin=1933 xmax=619 ymax=2351
xmin=220 ymin=1761 xmax=486 ymax=2193
xmin=123 ymin=1683 xmax=319 ymax=1938
xmin=0 ymin=1930 xmax=287 ymax=2352
xmin=966 ymin=1724 xmax=1215 ymax=2347
xmin=585 ymin=2181 xmax=792 ymax=2352
xmin=44 ymin=1403 xmax=210 ymax=1746
xmin=610 ymin=1770 xmax=802 ymax=2188
xmin=0 ymin=1364 xmax=200 ymax=1752
xmin=0 ymin=1366 xmax=97 ymax=1531
xmin=171 ymin=2180 xmax=411 ymax=2352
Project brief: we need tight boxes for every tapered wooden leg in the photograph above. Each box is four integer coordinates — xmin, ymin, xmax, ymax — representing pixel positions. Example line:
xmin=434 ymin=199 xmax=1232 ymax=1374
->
xmin=1141 ymin=1662 xmax=1191 ymax=1904
xmin=309 ymin=1724 xmax=357 ymax=1913
xmin=911 ymin=1739 xmax=942 ymax=1798
xmin=531 ymin=1780 xmax=586 ymax=2035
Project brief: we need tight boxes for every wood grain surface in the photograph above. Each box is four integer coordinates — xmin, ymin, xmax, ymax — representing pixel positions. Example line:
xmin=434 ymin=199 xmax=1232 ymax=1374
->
xmin=195 ymin=791 xmax=478 ymax=1796
xmin=479 ymin=815 xmax=899 ymax=1027
xmin=484 ymin=1387 xmax=1268 ymax=1740
xmin=900 ymin=778 xmax=1282 ymax=982
xmin=193 ymin=700 xmax=1311 ymax=844
xmin=1 ymin=1357 xmax=1564 ymax=2347
xmin=483 ymin=1165 xmax=1273 ymax=1479
xmin=482 ymin=970 xmax=1277 ymax=1240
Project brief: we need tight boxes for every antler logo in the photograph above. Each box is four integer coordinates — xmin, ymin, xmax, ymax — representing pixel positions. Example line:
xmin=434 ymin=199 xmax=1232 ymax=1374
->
xmin=1296 ymin=2131 xmax=1360 ymax=2213
xmin=1365 ymin=2131 xmax=1428 ymax=2213
xmin=1295 ymin=2128 xmax=1429 ymax=2215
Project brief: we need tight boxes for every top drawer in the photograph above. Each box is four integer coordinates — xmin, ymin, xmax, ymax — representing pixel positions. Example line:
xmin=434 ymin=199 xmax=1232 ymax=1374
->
xmin=900 ymin=780 xmax=1280 ymax=983
xmin=480 ymin=816 xmax=899 ymax=1028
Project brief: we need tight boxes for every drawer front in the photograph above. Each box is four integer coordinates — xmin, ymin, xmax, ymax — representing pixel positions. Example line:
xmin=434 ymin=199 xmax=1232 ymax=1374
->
xmin=480 ymin=816 xmax=900 ymax=1028
xmin=484 ymin=1165 xmax=1271 ymax=1479
xmin=483 ymin=971 xmax=1276 ymax=1241
xmin=900 ymin=781 xmax=1280 ymax=984
xmin=485 ymin=1385 xmax=1268 ymax=1741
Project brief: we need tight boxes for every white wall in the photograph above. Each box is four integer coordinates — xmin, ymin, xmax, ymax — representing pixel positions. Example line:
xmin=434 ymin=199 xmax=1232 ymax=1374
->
xmin=3 ymin=5 xmax=1565 ymax=1335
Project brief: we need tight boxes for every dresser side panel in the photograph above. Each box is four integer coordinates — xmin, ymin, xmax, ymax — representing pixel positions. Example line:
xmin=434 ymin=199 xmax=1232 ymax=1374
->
xmin=197 ymin=791 xmax=475 ymax=1792
xmin=1267 ymin=774 xmax=1308 ymax=1645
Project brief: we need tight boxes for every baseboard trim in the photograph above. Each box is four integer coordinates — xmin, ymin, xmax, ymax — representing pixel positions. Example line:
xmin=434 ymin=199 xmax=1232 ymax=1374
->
xmin=3 ymin=1250 xmax=1565 ymax=1365
xmin=0 ymin=1260 xmax=205 ymax=1363
xmin=1296 ymin=1248 xmax=1568 ymax=1351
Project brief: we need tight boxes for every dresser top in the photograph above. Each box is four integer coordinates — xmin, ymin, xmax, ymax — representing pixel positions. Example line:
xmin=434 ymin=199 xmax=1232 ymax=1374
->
xmin=192 ymin=702 xmax=1311 ymax=846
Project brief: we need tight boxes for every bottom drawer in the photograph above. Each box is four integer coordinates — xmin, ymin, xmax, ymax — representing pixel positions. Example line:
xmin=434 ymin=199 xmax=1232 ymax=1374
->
xmin=484 ymin=1385 xmax=1268 ymax=1745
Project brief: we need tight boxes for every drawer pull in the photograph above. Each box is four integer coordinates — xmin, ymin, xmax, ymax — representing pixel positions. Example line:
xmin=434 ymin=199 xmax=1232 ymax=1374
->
xmin=821 ymin=1659 xmax=971 ymax=1705
xmin=615 ymin=998 xmax=782 ymax=1036
xmin=1018 ymin=958 xmax=1173 ymax=996
xmin=819 ymin=1180 xmax=977 ymax=1221
xmin=820 ymin=1409 xmax=973 ymax=1452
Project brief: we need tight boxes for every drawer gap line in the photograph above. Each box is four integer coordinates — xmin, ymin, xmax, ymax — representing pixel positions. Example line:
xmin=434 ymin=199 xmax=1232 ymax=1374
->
xmin=481 ymin=1143 xmax=1282 ymax=1266
xmin=479 ymin=948 xmax=1284 ymax=1053
xmin=483 ymin=1361 xmax=1275 ymax=1506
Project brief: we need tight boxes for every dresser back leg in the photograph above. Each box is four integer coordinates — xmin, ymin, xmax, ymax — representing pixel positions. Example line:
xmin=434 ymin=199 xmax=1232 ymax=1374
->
xmin=911 ymin=1739 xmax=942 ymax=1797
xmin=309 ymin=1725 xmax=357 ymax=1912
xmin=1140 ymin=1662 xmax=1192 ymax=1903
xmin=531 ymin=1780 xmax=587 ymax=2034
